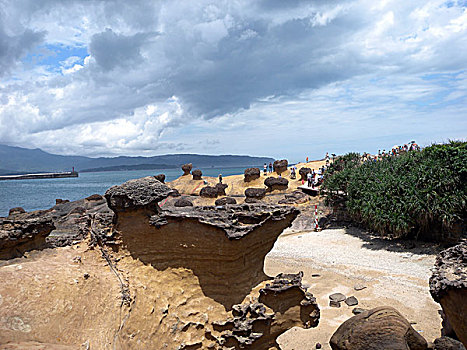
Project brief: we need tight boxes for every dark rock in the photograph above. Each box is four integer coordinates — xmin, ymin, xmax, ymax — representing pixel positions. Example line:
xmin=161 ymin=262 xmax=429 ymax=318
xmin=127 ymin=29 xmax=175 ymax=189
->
xmin=316 ymin=343 xmax=322 ymax=349
xmin=105 ymin=176 xmax=172 ymax=214
xmin=245 ymin=188 xmax=266 ymax=201
xmin=215 ymin=197 xmax=237 ymax=206
xmin=69 ymin=206 xmax=86 ymax=215
xmin=169 ymin=189 xmax=181 ymax=197
xmin=278 ymin=190 xmax=308 ymax=204
xmin=174 ymin=198 xmax=194 ymax=207
xmin=244 ymin=168 xmax=260 ymax=182
xmin=200 ymin=186 xmax=218 ymax=198
xmin=181 ymin=163 xmax=192 ymax=176
xmin=434 ymin=336 xmax=466 ymax=350
xmin=330 ymin=306 xmax=428 ymax=350
xmin=273 ymin=159 xmax=288 ymax=175
xmin=0 ymin=215 xmax=55 ymax=259
xmin=330 ymin=300 xmax=341 ymax=308
xmin=430 ymin=241 xmax=467 ymax=346
xmin=215 ymin=183 xmax=228 ymax=196
xmin=8 ymin=207 xmax=26 ymax=216
xmin=55 ymin=199 xmax=70 ymax=205
xmin=192 ymin=169 xmax=202 ymax=180
xmin=85 ymin=194 xmax=104 ymax=201
xmin=352 ymin=308 xmax=366 ymax=315
xmin=354 ymin=284 xmax=367 ymax=291
xmin=264 ymin=177 xmax=289 ymax=192
xmin=329 ymin=293 xmax=346 ymax=302
xmin=154 ymin=174 xmax=166 ymax=183
xmin=345 ymin=296 xmax=358 ymax=306
xmin=299 ymin=167 xmax=311 ymax=181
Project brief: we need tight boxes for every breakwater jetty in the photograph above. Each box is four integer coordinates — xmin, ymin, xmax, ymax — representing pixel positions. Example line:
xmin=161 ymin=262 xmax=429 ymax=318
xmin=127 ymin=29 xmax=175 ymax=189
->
xmin=0 ymin=171 xmax=78 ymax=181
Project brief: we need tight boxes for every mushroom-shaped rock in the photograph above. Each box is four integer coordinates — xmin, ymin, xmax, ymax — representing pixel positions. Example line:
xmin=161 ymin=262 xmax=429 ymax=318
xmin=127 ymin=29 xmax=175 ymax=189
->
xmin=8 ymin=207 xmax=26 ymax=216
xmin=299 ymin=167 xmax=312 ymax=181
xmin=273 ymin=159 xmax=288 ymax=175
xmin=245 ymin=188 xmax=266 ymax=203
xmin=244 ymin=167 xmax=260 ymax=182
xmin=264 ymin=177 xmax=289 ymax=192
xmin=330 ymin=306 xmax=427 ymax=350
xmin=173 ymin=197 xmax=194 ymax=207
xmin=215 ymin=183 xmax=228 ymax=196
xmin=215 ymin=197 xmax=237 ymax=206
xmin=192 ymin=169 xmax=202 ymax=180
xmin=181 ymin=163 xmax=192 ymax=176
xmin=104 ymin=176 xmax=172 ymax=214
xmin=200 ymin=186 xmax=218 ymax=198
xmin=154 ymin=174 xmax=166 ymax=183
xmin=430 ymin=241 xmax=467 ymax=346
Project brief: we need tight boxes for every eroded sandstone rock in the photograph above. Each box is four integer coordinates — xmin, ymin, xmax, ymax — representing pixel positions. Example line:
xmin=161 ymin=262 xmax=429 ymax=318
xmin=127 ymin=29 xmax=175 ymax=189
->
xmin=215 ymin=183 xmax=228 ymax=196
xmin=299 ymin=167 xmax=311 ymax=181
xmin=200 ymin=186 xmax=218 ymax=198
xmin=192 ymin=169 xmax=202 ymax=180
xmin=8 ymin=207 xmax=25 ymax=216
xmin=244 ymin=167 xmax=260 ymax=182
xmin=430 ymin=242 xmax=467 ymax=346
xmin=154 ymin=174 xmax=166 ymax=183
xmin=173 ymin=197 xmax=194 ymax=207
xmin=245 ymin=188 xmax=266 ymax=203
xmin=273 ymin=159 xmax=288 ymax=175
xmin=264 ymin=176 xmax=288 ymax=192
xmin=330 ymin=306 xmax=427 ymax=350
xmin=215 ymin=197 xmax=237 ymax=206
xmin=181 ymin=163 xmax=192 ymax=176
xmin=278 ymin=190 xmax=308 ymax=204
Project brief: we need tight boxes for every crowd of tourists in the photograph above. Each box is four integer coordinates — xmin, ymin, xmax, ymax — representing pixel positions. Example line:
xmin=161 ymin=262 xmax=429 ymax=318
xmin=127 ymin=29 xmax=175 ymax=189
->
xmin=362 ymin=141 xmax=421 ymax=162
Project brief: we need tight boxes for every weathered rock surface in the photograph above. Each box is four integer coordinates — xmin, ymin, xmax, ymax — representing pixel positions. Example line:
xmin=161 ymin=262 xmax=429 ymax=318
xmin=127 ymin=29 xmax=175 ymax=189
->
xmin=8 ymin=207 xmax=26 ymax=216
xmin=299 ymin=167 xmax=312 ymax=181
xmin=433 ymin=336 xmax=466 ymax=350
xmin=192 ymin=169 xmax=202 ymax=180
xmin=430 ymin=242 xmax=467 ymax=346
xmin=273 ymin=159 xmax=288 ymax=175
xmin=173 ymin=197 xmax=194 ymax=207
xmin=244 ymin=167 xmax=260 ymax=182
xmin=0 ymin=215 xmax=55 ymax=259
xmin=0 ymin=342 xmax=79 ymax=349
xmin=154 ymin=173 xmax=165 ymax=183
xmin=215 ymin=197 xmax=237 ymax=206
xmin=181 ymin=163 xmax=192 ymax=175
xmin=330 ymin=306 xmax=427 ymax=350
xmin=264 ymin=176 xmax=289 ymax=192
xmin=244 ymin=188 xmax=266 ymax=203
xmin=215 ymin=183 xmax=228 ymax=196
xmin=278 ymin=190 xmax=308 ymax=204
xmin=200 ymin=186 xmax=219 ymax=198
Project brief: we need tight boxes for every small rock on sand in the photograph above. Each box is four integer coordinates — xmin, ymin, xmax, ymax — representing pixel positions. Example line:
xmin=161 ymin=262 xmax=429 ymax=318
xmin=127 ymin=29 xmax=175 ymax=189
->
xmin=329 ymin=293 xmax=346 ymax=302
xmin=354 ymin=284 xmax=367 ymax=291
xmin=345 ymin=296 xmax=358 ymax=306
xmin=330 ymin=300 xmax=341 ymax=308
xmin=352 ymin=308 xmax=366 ymax=315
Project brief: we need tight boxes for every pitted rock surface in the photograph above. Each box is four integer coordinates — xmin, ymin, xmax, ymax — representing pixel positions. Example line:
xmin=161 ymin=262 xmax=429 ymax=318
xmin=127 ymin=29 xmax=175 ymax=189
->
xmin=299 ymin=167 xmax=312 ymax=181
xmin=244 ymin=168 xmax=260 ymax=182
xmin=245 ymin=188 xmax=266 ymax=202
xmin=200 ymin=186 xmax=219 ymax=198
xmin=278 ymin=190 xmax=308 ymax=204
xmin=192 ymin=169 xmax=202 ymax=180
xmin=430 ymin=241 xmax=467 ymax=345
xmin=215 ymin=197 xmax=237 ymax=206
xmin=154 ymin=174 xmax=166 ymax=183
xmin=264 ymin=177 xmax=289 ymax=191
xmin=8 ymin=207 xmax=26 ymax=216
xmin=181 ymin=163 xmax=192 ymax=175
xmin=273 ymin=159 xmax=288 ymax=175
xmin=105 ymin=176 xmax=172 ymax=212
xmin=215 ymin=183 xmax=228 ymax=196
xmin=174 ymin=197 xmax=194 ymax=207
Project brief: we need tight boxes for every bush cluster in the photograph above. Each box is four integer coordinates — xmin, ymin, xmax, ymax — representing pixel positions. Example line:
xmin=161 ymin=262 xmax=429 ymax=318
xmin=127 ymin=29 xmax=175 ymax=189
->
xmin=322 ymin=142 xmax=467 ymax=241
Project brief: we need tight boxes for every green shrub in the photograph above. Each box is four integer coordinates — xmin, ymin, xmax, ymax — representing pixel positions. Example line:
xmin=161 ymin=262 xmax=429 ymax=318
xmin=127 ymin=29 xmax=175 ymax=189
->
xmin=322 ymin=141 xmax=467 ymax=241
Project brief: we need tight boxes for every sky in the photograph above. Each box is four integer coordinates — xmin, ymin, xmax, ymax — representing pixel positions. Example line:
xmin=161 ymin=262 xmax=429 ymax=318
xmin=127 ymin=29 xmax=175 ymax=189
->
xmin=0 ymin=0 xmax=466 ymax=163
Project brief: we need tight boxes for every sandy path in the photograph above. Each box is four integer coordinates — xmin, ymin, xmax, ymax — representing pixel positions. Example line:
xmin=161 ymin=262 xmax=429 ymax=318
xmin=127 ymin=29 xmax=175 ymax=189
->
xmin=264 ymin=227 xmax=442 ymax=349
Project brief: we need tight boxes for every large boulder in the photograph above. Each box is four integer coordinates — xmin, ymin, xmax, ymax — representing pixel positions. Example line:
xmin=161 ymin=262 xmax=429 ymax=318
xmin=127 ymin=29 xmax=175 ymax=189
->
xmin=154 ymin=174 xmax=165 ymax=183
xmin=330 ymin=306 xmax=427 ymax=350
xmin=200 ymin=186 xmax=218 ymax=198
xmin=244 ymin=168 xmax=260 ymax=182
xmin=215 ymin=197 xmax=237 ymax=206
xmin=433 ymin=336 xmax=466 ymax=350
xmin=215 ymin=183 xmax=228 ymax=196
xmin=181 ymin=163 xmax=192 ymax=176
xmin=264 ymin=177 xmax=289 ymax=192
xmin=273 ymin=159 xmax=288 ymax=175
xmin=430 ymin=241 xmax=467 ymax=346
xmin=245 ymin=188 xmax=266 ymax=203
xmin=299 ymin=167 xmax=311 ymax=181
xmin=192 ymin=169 xmax=202 ymax=180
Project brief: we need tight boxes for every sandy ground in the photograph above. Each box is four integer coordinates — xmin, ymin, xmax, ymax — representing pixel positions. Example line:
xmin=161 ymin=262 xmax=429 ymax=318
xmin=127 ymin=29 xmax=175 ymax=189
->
xmin=264 ymin=227 xmax=442 ymax=350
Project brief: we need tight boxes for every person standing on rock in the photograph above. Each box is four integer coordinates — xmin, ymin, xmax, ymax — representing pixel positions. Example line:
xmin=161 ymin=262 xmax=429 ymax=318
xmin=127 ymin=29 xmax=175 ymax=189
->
xmin=307 ymin=172 xmax=312 ymax=187
xmin=268 ymin=162 xmax=273 ymax=174
xmin=219 ymin=174 xmax=222 ymax=183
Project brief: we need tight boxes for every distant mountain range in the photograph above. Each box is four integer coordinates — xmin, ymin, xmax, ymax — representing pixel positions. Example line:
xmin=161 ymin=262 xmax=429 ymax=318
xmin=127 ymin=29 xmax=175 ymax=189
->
xmin=0 ymin=144 xmax=274 ymax=175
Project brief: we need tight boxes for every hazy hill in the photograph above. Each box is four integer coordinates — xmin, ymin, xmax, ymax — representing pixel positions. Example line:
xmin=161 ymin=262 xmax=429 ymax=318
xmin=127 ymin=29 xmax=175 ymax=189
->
xmin=0 ymin=144 xmax=274 ymax=174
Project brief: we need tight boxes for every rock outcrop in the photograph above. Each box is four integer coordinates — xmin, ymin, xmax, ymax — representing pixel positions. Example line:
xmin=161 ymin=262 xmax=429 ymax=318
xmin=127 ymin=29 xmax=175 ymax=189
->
xmin=299 ymin=167 xmax=311 ymax=181
xmin=245 ymin=188 xmax=267 ymax=203
xmin=173 ymin=197 xmax=194 ymax=207
xmin=430 ymin=242 xmax=467 ymax=346
xmin=264 ymin=177 xmax=289 ymax=192
xmin=330 ymin=306 xmax=427 ymax=350
xmin=278 ymin=190 xmax=308 ymax=204
xmin=192 ymin=169 xmax=202 ymax=180
xmin=433 ymin=336 xmax=466 ymax=350
xmin=200 ymin=186 xmax=219 ymax=198
xmin=244 ymin=167 xmax=260 ymax=182
xmin=181 ymin=163 xmax=192 ymax=175
xmin=215 ymin=183 xmax=228 ymax=196
xmin=215 ymin=197 xmax=237 ymax=206
xmin=154 ymin=174 xmax=165 ymax=183
xmin=8 ymin=207 xmax=26 ymax=216
xmin=273 ymin=159 xmax=288 ymax=175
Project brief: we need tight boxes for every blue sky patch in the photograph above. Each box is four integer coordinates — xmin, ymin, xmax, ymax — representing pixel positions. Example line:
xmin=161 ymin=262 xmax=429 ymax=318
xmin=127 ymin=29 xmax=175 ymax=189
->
xmin=22 ymin=44 xmax=88 ymax=73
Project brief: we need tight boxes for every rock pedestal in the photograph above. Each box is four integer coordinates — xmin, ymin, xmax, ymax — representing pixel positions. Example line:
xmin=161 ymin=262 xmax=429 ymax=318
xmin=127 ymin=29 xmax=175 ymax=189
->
xmin=154 ymin=174 xmax=165 ymax=183
xmin=192 ymin=169 xmax=202 ymax=180
xmin=264 ymin=177 xmax=289 ymax=192
xmin=273 ymin=159 xmax=288 ymax=175
xmin=181 ymin=163 xmax=192 ymax=176
xmin=244 ymin=168 xmax=260 ymax=182
xmin=245 ymin=188 xmax=267 ymax=203
xmin=299 ymin=167 xmax=311 ymax=181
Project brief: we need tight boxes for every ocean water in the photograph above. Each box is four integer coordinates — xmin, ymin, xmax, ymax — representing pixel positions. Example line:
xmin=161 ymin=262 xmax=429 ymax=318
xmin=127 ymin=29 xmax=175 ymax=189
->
xmin=0 ymin=166 xmax=248 ymax=217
